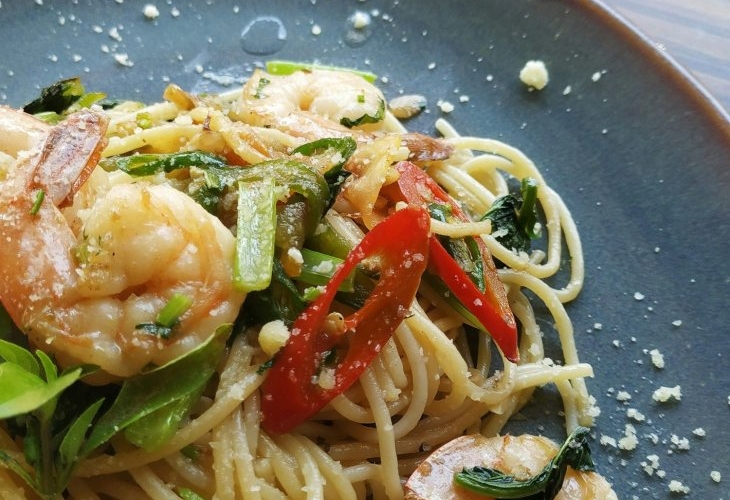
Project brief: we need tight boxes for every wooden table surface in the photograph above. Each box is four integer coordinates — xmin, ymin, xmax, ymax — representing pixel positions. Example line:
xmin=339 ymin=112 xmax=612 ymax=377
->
xmin=602 ymin=0 xmax=730 ymax=113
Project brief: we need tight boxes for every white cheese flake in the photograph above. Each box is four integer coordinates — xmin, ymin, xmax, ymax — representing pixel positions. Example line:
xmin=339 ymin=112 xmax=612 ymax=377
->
xmin=649 ymin=348 xmax=665 ymax=369
xmin=668 ymin=480 xmax=690 ymax=494
xmin=519 ymin=60 xmax=549 ymax=90
xmin=652 ymin=385 xmax=682 ymax=403
xmin=143 ymin=4 xmax=160 ymax=19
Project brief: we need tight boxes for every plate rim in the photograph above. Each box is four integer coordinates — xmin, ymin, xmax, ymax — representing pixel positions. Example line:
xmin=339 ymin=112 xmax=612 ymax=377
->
xmin=584 ymin=0 xmax=730 ymax=135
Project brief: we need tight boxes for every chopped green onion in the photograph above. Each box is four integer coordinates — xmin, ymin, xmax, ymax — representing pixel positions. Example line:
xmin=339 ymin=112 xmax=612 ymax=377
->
xmin=135 ymin=293 xmax=193 ymax=339
xmin=177 ymin=487 xmax=206 ymax=500
xmin=30 ymin=190 xmax=45 ymax=216
xmin=265 ymin=60 xmax=377 ymax=83
xmin=156 ymin=294 xmax=193 ymax=328
xmin=234 ymin=178 xmax=277 ymax=293
xmin=254 ymin=77 xmax=271 ymax=99
xmin=135 ymin=112 xmax=154 ymax=129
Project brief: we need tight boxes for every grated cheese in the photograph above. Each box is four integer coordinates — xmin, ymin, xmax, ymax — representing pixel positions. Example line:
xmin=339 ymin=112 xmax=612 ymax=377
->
xmin=652 ymin=385 xmax=682 ymax=403
xmin=519 ymin=60 xmax=549 ymax=90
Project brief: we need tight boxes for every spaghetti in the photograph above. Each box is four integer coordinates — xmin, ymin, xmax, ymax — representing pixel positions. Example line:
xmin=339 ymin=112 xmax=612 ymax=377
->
xmin=0 ymin=65 xmax=597 ymax=500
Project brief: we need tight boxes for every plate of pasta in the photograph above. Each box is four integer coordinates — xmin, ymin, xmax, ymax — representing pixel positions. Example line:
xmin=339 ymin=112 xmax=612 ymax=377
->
xmin=0 ymin=1 xmax=729 ymax=499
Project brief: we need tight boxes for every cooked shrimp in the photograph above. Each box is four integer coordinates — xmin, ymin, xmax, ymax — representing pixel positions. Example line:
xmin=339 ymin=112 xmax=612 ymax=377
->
xmin=0 ymin=105 xmax=50 ymax=158
xmin=0 ymin=108 xmax=245 ymax=378
xmin=237 ymin=68 xmax=386 ymax=139
xmin=405 ymin=434 xmax=618 ymax=500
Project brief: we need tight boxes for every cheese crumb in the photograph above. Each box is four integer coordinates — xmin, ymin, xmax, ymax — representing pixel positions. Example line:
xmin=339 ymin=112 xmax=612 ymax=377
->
xmin=350 ymin=10 xmax=371 ymax=29
xmin=437 ymin=100 xmax=454 ymax=113
xmin=626 ymin=408 xmax=645 ymax=422
xmin=143 ymin=4 xmax=160 ymax=19
xmin=113 ymin=53 xmax=134 ymax=67
xmin=616 ymin=390 xmax=632 ymax=402
xmin=668 ymin=480 xmax=690 ymax=494
xmin=519 ymin=60 xmax=549 ymax=90
xmin=710 ymin=470 xmax=722 ymax=482
xmin=649 ymin=348 xmax=665 ymax=368
xmin=641 ymin=454 xmax=661 ymax=476
xmin=652 ymin=385 xmax=682 ymax=403
xmin=311 ymin=24 xmax=322 ymax=35
xmin=692 ymin=427 xmax=706 ymax=437
xmin=618 ymin=423 xmax=638 ymax=451
xmin=670 ymin=434 xmax=690 ymax=451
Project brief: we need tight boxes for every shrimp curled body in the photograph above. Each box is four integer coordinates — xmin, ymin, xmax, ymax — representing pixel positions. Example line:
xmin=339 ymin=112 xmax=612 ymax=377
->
xmin=0 ymin=107 xmax=245 ymax=378
xmin=238 ymin=68 xmax=386 ymax=139
xmin=405 ymin=433 xmax=618 ymax=500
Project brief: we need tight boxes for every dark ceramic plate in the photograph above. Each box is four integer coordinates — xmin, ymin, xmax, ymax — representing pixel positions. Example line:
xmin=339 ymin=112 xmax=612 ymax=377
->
xmin=1 ymin=0 xmax=729 ymax=498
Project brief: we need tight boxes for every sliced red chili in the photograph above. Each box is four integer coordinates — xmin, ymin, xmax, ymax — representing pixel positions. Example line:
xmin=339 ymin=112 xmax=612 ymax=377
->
xmin=385 ymin=161 xmax=519 ymax=362
xmin=261 ymin=205 xmax=431 ymax=434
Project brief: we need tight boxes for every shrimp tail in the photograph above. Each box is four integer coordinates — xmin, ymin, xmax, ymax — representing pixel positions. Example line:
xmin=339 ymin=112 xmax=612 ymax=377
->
xmin=31 ymin=109 xmax=109 ymax=206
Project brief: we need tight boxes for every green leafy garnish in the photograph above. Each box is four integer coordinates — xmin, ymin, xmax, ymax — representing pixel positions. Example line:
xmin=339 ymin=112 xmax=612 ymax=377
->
xmin=83 ymin=326 xmax=229 ymax=453
xmin=23 ymin=77 xmax=85 ymax=115
xmin=22 ymin=78 xmax=109 ymax=124
xmin=0 ymin=341 xmax=98 ymax=499
xmin=483 ymin=177 xmax=540 ymax=254
xmin=100 ymin=150 xmax=228 ymax=176
xmin=291 ymin=136 xmax=356 ymax=206
xmin=454 ymin=427 xmax=596 ymax=500
xmin=0 ymin=318 xmax=228 ymax=497
xmin=339 ymin=98 xmax=385 ymax=128
xmin=242 ymin=259 xmax=307 ymax=328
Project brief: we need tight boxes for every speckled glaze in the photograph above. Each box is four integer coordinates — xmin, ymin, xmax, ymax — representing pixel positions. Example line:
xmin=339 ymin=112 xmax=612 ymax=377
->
xmin=0 ymin=0 xmax=728 ymax=497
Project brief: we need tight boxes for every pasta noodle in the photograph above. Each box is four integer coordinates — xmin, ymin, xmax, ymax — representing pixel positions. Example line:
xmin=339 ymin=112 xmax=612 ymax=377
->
xmin=0 ymin=65 xmax=596 ymax=500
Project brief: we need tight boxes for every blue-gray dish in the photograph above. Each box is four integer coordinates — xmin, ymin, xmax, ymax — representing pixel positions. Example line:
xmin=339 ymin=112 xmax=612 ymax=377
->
xmin=1 ymin=0 xmax=728 ymax=497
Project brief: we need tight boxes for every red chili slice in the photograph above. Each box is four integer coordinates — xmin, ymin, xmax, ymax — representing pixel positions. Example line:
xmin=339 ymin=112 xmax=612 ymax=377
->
xmin=261 ymin=205 xmax=431 ymax=434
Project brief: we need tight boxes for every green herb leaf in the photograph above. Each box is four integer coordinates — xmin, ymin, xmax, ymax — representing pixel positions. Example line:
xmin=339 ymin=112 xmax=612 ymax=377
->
xmin=124 ymin=390 xmax=200 ymax=451
xmin=83 ymin=326 xmax=229 ymax=454
xmin=0 ymin=338 xmax=40 ymax=375
xmin=339 ymin=98 xmax=385 ymax=128
xmin=0 ymin=364 xmax=81 ymax=420
xmin=483 ymin=177 xmax=540 ymax=254
xmin=56 ymin=399 xmax=104 ymax=487
xmin=100 ymin=150 xmax=228 ymax=176
xmin=23 ymin=77 xmax=85 ymax=115
xmin=242 ymin=259 xmax=307 ymax=328
xmin=291 ymin=136 xmax=356 ymax=206
xmin=454 ymin=427 xmax=596 ymax=500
